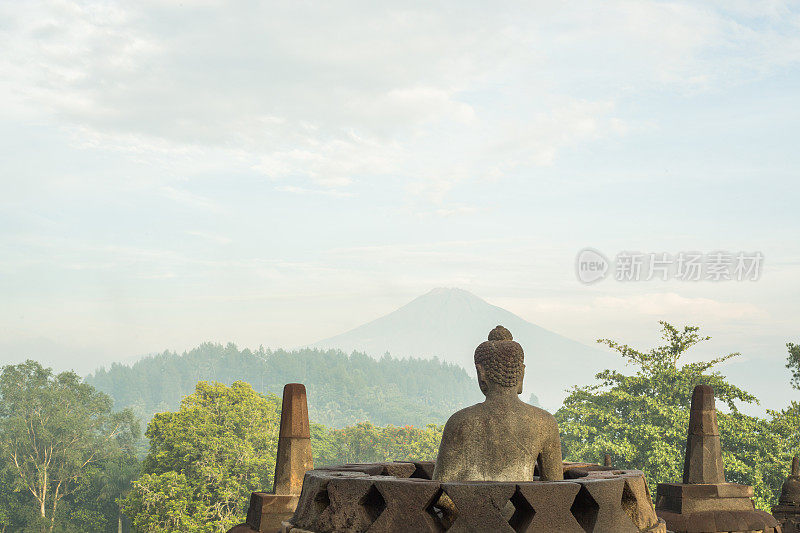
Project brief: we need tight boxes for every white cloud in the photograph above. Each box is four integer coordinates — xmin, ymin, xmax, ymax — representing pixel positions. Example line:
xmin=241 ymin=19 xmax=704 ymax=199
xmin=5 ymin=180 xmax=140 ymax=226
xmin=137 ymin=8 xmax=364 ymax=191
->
xmin=159 ymin=186 xmax=224 ymax=212
xmin=12 ymin=0 xmax=799 ymax=202
xmin=274 ymin=185 xmax=352 ymax=198
xmin=1 ymin=0 xmax=799 ymax=389
xmin=592 ymin=292 xmax=769 ymax=321
xmin=185 ymin=231 xmax=232 ymax=245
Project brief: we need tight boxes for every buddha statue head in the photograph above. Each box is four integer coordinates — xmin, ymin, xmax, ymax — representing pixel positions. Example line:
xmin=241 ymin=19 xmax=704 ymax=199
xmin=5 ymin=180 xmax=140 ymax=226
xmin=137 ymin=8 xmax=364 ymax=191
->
xmin=474 ymin=325 xmax=525 ymax=395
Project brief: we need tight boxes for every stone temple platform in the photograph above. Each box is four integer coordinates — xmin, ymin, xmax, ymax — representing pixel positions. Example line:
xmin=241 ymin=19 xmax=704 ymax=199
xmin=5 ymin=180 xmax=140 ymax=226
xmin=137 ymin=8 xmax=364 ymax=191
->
xmin=279 ymin=461 xmax=667 ymax=532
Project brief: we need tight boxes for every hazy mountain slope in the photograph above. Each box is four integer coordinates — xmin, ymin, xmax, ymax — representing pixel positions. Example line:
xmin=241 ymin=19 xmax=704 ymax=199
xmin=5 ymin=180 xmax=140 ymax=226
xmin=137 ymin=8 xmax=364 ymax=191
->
xmin=86 ymin=343 xmax=483 ymax=428
xmin=311 ymin=288 xmax=616 ymax=410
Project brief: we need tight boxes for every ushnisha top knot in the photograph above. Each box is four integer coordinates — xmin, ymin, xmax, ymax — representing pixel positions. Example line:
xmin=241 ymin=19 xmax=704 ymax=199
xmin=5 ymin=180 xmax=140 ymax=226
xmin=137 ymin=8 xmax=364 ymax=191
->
xmin=475 ymin=325 xmax=524 ymax=388
xmin=488 ymin=325 xmax=513 ymax=341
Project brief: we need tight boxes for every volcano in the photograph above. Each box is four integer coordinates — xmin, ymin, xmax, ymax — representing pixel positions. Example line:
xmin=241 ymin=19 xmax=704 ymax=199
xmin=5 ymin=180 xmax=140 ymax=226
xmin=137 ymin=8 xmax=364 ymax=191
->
xmin=310 ymin=288 xmax=615 ymax=410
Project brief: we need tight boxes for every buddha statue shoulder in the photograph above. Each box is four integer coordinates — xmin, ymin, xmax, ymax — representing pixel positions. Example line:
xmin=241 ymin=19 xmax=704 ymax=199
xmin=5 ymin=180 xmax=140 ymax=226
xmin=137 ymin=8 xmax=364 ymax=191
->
xmin=433 ymin=325 xmax=564 ymax=482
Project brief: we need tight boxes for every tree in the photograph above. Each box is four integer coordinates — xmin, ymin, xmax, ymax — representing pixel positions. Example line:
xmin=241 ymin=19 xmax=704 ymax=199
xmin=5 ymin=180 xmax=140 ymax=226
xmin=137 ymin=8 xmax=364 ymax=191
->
xmin=787 ymin=342 xmax=800 ymax=390
xmin=86 ymin=344 xmax=482 ymax=428
xmin=66 ymin=451 xmax=141 ymax=532
xmin=311 ymin=422 xmax=443 ymax=467
xmin=555 ymin=322 xmax=789 ymax=510
xmin=121 ymin=381 xmax=281 ymax=533
xmin=0 ymin=360 xmax=139 ymax=532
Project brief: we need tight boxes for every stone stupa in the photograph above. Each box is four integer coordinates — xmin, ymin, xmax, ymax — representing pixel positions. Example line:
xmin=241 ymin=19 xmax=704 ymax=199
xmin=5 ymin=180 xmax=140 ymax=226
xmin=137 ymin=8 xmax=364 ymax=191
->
xmin=282 ymin=326 xmax=667 ymax=532
xmin=655 ymin=384 xmax=779 ymax=533
xmin=773 ymin=456 xmax=800 ymax=533
xmin=229 ymin=383 xmax=314 ymax=533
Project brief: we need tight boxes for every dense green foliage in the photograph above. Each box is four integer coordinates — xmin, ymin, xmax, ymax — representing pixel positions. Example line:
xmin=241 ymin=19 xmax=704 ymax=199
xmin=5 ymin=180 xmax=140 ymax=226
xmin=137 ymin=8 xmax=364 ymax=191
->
xmin=120 ymin=381 xmax=444 ymax=532
xmin=121 ymin=382 xmax=281 ymax=533
xmin=86 ymin=344 xmax=482 ymax=428
xmin=0 ymin=360 xmax=140 ymax=533
xmin=4 ymin=324 xmax=799 ymax=531
xmin=556 ymin=322 xmax=798 ymax=510
xmin=313 ymin=422 xmax=443 ymax=467
xmin=787 ymin=342 xmax=800 ymax=390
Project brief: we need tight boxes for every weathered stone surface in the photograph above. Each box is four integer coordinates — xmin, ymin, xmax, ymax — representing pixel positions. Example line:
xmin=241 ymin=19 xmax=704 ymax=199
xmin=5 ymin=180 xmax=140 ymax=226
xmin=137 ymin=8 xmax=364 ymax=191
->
xmin=230 ymin=384 xmax=315 ymax=533
xmin=657 ymin=483 xmax=755 ymax=513
xmin=433 ymin=326 xmax=564 ymax=483
xmin=274 ymin=383 xmax=314 ymax=496
xmin=779 ymin=456 xmax=800 ymax=505
xmin=245 ymin=493 xmax=299 ymax=532
xmin=440 ymin=481 xmax=517 ymax=532
xmin=317 ymin=476 xmax=381 ymax=532
xmin=513 ymin=481 xmax=583 ymax=532
xmin=773 ymin=456 xmax=800 ymax=533
xmin=368 ymin=478 xmax=442 ymax=532
xmin=657 ymin=509 xmax=779 ymax=533
xmin=621 ymin=476 xmax=660 ymax=531
xmin=228 ymin=524 xmax=259 ymax=533
xmin=317 ymin=462 xmax=417 ymax=478
xmin=289 ymin=467 xmax=665 ymax=533
xmin=411 ymin=461 xmax=436 ymax=480
xmin=656 ymin=385 xmax=778 ymax=533
xmin=574 ymin=477 xmax=639 ymax=533
xmin=683 ymin=384 xmax=725 ymax=485
xmin=380 ymin=462 xmax=417 ymax=478
xmin=317 ymin=463 xmax=385 ymax=476
xmin=291 ymin=471 xmax=367 ymax=531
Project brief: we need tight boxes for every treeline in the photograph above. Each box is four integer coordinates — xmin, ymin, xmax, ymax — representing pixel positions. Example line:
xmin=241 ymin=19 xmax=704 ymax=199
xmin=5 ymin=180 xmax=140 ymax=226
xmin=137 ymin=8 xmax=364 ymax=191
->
xmin=3 ymin=323 xmax=799 ymax=532
xmin=86 ymin=344 xmax=482 ymax=428
xmin=0 ymin=368 xmax=444 ymax=533
xmin=557 ymin=322 xmax=800 ymax=510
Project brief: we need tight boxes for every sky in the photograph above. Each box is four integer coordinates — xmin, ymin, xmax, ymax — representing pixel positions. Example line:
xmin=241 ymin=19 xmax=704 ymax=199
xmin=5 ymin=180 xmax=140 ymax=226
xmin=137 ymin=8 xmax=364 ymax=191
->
xmin=1 ymin=1 xmax=799 ymax=411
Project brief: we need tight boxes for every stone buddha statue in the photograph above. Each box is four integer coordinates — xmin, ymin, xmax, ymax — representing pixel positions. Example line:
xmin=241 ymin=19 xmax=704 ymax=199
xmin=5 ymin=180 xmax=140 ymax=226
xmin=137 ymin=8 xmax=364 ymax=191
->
xmin=433 ymin=326 xmax=564 ymax=482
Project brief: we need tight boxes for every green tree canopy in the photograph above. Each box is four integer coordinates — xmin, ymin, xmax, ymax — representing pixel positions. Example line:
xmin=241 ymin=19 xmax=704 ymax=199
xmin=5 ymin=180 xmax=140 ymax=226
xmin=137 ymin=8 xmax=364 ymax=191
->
xmin=86 ymin=344 xmax=481 ymax=428
xmin=0 ymin=360 xmax=139 ymax=533
xmin=787 ymin=342 xmax=800 ymax=390
xmin=121 ymin=381 xmax=281 ymax=533
xmin=555 ymin=322 xmax=791 ymax=510
xmin=312 ymin=422 xmax=443 ymax=467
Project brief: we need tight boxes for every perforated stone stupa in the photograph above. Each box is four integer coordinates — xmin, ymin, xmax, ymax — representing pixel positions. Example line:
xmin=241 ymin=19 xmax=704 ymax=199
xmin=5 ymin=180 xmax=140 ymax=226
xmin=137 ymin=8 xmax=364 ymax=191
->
xmin=655 ymin=384 xmax=779 ymax=533
xmin=280 ymin=326 xmax=666 ymax=532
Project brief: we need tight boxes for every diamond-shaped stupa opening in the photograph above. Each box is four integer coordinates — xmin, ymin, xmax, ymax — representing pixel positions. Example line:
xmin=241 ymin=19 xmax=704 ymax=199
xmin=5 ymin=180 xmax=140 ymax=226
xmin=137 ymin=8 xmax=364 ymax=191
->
xmin=425 ymin=488 xmax=455 ymax=531
xmin=571 ymin=485 xmax=599 ymax=532
xmin=508 ymin=487 xmax=536 ymax=533
xmin=360 ymin=484 xmax=387 ymax=523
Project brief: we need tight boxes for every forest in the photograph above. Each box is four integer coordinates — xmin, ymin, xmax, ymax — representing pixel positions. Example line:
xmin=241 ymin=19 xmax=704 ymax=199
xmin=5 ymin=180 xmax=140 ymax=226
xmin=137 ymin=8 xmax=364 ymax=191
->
xmin=1 ymin=323 xmax=799 ymax=532
xmin=85 ymin=345 xmax=485 ymax=428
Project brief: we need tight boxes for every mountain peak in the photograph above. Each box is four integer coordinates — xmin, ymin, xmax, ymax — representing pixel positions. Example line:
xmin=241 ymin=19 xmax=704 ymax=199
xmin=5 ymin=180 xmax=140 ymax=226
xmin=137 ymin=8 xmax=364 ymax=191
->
xmin=426 ymin=287 xmax=477 ymax=296
xmin=311 ymin=288 xmax=611 ymax=410
xmin=420 ymin=287 xmax=485 ymax=302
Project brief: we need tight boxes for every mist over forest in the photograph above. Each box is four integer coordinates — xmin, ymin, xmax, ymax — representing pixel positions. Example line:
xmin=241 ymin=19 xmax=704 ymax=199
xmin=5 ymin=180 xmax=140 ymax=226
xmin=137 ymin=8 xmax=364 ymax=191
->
xmin=2 ymin=0 xmax=799 ymax=532
xmin=2 ymin=321 xmax=800 ymax=532
xmin=85 ymin=343 xmax=484 ymax=429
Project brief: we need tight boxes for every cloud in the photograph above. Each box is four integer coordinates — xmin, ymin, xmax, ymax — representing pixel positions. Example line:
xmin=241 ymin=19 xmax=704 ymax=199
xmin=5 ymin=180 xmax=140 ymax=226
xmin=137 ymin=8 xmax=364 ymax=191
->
xmin=274 ymin=185 xmax=352 ymax=198
xmin=159 ymin=186 xmax=224 ymax=212
xmin=592 ymin=292 xmax=769 ymax=321
xmin=185 ymin=231 xmax=232 ymax=245
xmin=13 ymin=0 xmax=799 ymax=202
